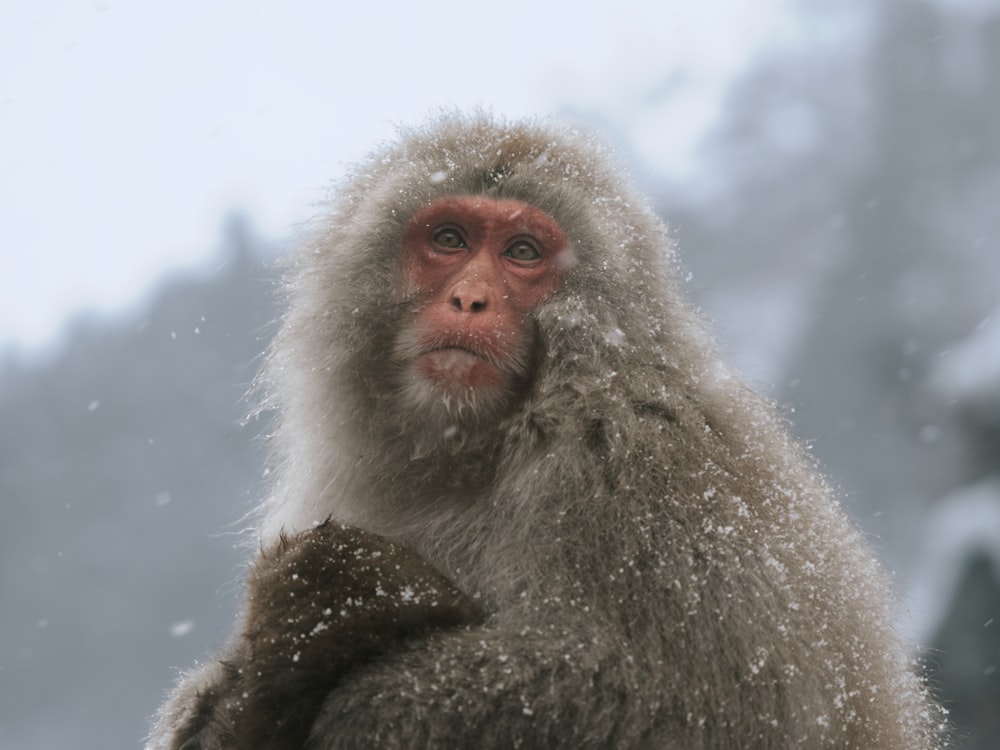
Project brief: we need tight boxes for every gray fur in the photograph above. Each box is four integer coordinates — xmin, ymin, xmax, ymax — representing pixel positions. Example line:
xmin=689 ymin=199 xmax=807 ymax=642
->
xmin=150 ymin=113 xmax=946 ymax=748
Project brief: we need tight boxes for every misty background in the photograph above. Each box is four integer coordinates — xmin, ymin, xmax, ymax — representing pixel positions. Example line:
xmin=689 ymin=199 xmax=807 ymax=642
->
xmin=2 ymin=1 xmax=999 ymax=747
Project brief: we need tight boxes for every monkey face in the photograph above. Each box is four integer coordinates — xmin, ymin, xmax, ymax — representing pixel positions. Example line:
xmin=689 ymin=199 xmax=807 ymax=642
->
xmin=391 ymin=196 xmax=572 ymax=422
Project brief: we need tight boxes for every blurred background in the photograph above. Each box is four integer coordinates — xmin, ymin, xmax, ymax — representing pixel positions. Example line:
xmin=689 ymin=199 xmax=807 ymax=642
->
xmin=2 ymin=0 xmax=998 ymax=747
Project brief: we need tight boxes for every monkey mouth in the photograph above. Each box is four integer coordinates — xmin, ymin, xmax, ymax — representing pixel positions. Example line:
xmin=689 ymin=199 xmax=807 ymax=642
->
xmin=426 ymin=343 xmax=488 ymax=361
xmin=394 ymin=325 xmax=532 ymax=394
xmin=415 ymin=346 xmax=509 ymax=390
xmin=403 ymin=332 xmax=511 ymax=372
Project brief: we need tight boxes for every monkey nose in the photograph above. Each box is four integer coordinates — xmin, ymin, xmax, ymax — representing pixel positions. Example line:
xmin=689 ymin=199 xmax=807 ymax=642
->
xmin=449 ymin=280 xmax=491 ymax=313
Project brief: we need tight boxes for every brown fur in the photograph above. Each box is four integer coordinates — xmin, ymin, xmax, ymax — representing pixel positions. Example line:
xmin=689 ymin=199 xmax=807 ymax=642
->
xmin=158 ymin=522 xmax=480 ymax=749
xmin=150 ymin=113 xmax=947 ymax=749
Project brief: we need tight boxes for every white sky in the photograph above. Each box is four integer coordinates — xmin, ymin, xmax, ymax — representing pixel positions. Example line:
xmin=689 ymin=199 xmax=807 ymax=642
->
xmin=0 ymin=0 xmax=803 ymax=355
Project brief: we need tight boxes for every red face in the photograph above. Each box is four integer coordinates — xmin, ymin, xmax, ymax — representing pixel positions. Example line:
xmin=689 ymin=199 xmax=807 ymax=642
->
xmin=396 ymin=196 xmax=572 ymax=406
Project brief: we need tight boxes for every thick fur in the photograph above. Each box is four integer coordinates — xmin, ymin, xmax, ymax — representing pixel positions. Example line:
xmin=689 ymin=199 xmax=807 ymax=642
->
xmin=150 ymin=522 xmax=480 ymax=749
xmin=151 ymin=113 xmax=946 ymax=748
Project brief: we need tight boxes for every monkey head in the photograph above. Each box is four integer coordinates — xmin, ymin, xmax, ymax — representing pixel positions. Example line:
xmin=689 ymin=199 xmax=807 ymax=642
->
xmin=260 ymin=114 xmax=690 ymax=524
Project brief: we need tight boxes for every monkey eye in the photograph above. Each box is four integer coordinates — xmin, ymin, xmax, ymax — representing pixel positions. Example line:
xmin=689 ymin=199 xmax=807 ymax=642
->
xmin=504 ymin=240 xmax=542 ymax=262
xmin=432 ymin=227 xmax=466 ymax=249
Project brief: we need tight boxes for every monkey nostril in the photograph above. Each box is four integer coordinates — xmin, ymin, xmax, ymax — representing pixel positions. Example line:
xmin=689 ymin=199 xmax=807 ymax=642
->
xmin=451 ymin=290 xmax=489 ymax=313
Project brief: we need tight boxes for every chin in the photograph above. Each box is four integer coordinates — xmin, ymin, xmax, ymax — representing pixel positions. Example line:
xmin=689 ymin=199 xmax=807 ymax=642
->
xmin=396 ymin=362 xmax=515 ymax=436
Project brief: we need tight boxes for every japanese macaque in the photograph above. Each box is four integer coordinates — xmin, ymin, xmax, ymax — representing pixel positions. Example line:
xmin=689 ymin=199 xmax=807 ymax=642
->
xmin=150 ymin=114 xmax=945 ymax=749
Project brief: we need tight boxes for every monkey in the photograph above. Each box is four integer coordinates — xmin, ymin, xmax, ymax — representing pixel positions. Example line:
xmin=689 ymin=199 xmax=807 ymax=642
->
xmin=149 ymin=113 xmax=946 ymax=749
xmin=160 ymin=521 xmax=482 ymax=748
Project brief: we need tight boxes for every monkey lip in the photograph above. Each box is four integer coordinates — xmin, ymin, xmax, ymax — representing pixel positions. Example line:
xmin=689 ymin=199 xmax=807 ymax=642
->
xmin=416 ymin=346 xmax=508 ymax=389
xmin=428 ymin=344 xmax=485 ymax=359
